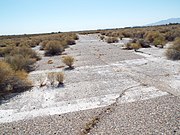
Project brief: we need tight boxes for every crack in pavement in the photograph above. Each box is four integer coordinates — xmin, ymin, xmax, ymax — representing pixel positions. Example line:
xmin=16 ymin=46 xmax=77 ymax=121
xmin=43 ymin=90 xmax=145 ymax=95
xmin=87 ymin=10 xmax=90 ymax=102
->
xmin=80 ymin=84 xmax=141 ymax=135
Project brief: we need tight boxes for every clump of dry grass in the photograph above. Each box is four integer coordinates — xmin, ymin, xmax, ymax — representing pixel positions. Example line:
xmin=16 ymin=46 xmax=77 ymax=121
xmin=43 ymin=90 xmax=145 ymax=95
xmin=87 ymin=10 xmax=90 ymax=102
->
xmin=47 ymin=72 xmax=65 ymax=87
xmin=124 ymin=43 xmax=141 ymax=51
xmin=45 ymin=41 xmax=64 ymax=56
xmin=166 ymin=37 xmax=180 ymax=60
xmin=48 ymin=72 xmax=56 ymax=86
xmin=62 ymin=55 xmax=75 ymax=69
xmin=0 ymin=61 xmax=32 ymax=97
xmin=56 ymin=72 xmax=64 ymax=87
xmin=106 ymin=37 xmax=119 ymax=43
xmin=2 ymin=46 xmax=39 ymax=72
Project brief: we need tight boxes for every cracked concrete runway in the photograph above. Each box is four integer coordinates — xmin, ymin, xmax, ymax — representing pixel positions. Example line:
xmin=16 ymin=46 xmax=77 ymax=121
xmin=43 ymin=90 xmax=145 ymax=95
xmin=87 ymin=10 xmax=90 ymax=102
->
xmin=0 ymin=34 xmax=179 ymax=134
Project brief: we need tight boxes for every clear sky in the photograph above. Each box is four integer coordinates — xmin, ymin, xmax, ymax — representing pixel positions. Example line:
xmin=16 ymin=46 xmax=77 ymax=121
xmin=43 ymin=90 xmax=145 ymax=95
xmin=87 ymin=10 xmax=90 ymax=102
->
xmin=0 ymin=0 xmax=180 ymax=35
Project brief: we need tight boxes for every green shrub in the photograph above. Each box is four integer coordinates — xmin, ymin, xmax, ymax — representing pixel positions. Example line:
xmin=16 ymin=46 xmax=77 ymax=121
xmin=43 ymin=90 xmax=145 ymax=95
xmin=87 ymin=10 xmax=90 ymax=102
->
xmin=166 ymin=38 xmax=180 ymax=60
xmin=62 ymin=55 xmax=75 ymax=69
xmin=45 ymin=41 xmax=64 ymax=56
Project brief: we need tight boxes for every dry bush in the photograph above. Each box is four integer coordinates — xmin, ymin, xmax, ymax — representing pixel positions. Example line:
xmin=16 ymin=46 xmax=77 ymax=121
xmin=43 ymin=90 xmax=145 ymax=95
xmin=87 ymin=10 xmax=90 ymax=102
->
xmin=2 ymin=46 xmax=39 ymax=72
xmin=0 ymin=46 xmax=15 ymax=56
xmin=145 ymin=31 xmax=160 ymax=43
xmin=0 ymin=61 xmax=32 ymax=97
xmin=122 ymin=30 xmax=133 ymax=38
xmin=124 ymin=43 xmax=141 ymax=51
xmin=5 ymin=55 xmax=36 ymax=72
xmin=40 ymin=40 xmax=49 ymax=50
xmin=153 ymin=36 xmax=166 ymax=47
xmin=100 ymin=36 xmax=105 ymax=40
xmin=166 ymin=37 xmax=180 ymax=60
xmin=106 ymin=37 xmax=119 ymax=43
xmin=137 ymin=39 xmax=150 ymax=48
xmin=65 ymin=39 xmax=76 ymax=45
xmin=56 ymin=72 xmax=64 ymax=87
xmin=45 ymin=41 xmax=64 ymax=56
xmin=0 ymin=61 xmax=13 ymax=84
xmin=48 ymin=72 xmax=56 ymax=86
xmin=10 ymin=46 xmax=40 ymax=60
xmin=131 ymin=43 xmax=141 ymax=51
xmin=48 ymin=72 xmax=65 ymax=87
xmin=62 ymin=55 xmax=75 ymax=69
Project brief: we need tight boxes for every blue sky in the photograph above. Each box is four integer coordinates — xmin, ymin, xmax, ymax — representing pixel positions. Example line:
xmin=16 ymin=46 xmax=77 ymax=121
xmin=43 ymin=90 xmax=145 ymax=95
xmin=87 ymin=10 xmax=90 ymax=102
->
xmin=0 ymin=0 xmax=180 ymax=35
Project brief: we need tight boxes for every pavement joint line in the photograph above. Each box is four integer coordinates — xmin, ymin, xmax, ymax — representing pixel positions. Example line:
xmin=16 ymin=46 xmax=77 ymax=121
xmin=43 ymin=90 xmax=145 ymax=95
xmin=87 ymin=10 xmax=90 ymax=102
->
xmin=0 ymin=86 xmax=168 ymax=124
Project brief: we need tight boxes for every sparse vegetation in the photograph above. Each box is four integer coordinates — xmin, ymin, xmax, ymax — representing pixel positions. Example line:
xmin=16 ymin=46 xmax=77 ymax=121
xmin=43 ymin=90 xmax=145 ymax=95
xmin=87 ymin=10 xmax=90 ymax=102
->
xmin=124 ymin=43 xmax=141 ymax=51
xmin=48 ymin=72 xmax=56 ymax=86
xmin=45 ymin=41 xmax=64 ymax=56
xmin=0 ymin=61 xmax=32 ymax=97
xmin=56 ymin=72 xmax=64 ymax=87
xmin=62 ymin=55 xmax=75 ymax=69
xmin=1 ymin=46 xmax=40 ymax=72
xmin=166 ymin=37 xmax=180 ymax=60
xmin=106 ymin=37 xmax=119 ymax=43
xmin=47 ymin=72 xmax=65 ymax=87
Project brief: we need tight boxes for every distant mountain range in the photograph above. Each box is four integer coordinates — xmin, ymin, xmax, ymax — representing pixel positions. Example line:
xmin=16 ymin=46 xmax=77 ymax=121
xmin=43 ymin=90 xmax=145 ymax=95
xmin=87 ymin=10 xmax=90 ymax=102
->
xmin=147 ymin=18 xmax=180 ymax=26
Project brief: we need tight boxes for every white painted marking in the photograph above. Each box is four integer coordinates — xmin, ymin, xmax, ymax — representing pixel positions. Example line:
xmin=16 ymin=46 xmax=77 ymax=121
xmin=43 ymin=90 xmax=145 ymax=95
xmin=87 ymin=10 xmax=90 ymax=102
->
xmin=0 ymin=87 xmax=168 ymax=123
xmin=0 ymin=94 xmax=119 ymax=123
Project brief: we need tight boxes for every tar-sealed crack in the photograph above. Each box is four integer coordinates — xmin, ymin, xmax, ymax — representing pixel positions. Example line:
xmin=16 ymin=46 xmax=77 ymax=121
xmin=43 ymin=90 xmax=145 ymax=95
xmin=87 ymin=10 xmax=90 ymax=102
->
xmin=80 ymin=84 xmax=141 ymax=135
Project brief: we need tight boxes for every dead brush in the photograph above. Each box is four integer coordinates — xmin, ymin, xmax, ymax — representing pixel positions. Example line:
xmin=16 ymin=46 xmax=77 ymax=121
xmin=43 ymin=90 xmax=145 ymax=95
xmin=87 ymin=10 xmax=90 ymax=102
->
xmin=56 ymin=72 xmax=64 ymax=87
xmin=47 ymin=72 xmax=56 ymax=86
xmin=62 ymin=55 xmax=75 ymax=69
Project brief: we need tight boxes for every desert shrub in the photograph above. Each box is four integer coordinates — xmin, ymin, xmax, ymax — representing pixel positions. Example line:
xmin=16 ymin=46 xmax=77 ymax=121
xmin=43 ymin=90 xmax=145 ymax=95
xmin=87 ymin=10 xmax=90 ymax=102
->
xmin=5 ymin=55 xmax=36 ymax=72
xmin=45 ymin=41 xmax=64 ymax=56
xmin=164 ymin=31 xmax=180 ymax=41
xmin=100 ymin=36 xmax=105 ymax=40
xmin=106 ymin=37 xmax=119 ymax=43
xmin=130 ymin=43 xmax=141 ymax=51
xmin=137 ymin=39 xmax=151 ymax=48
xmin=71 ymin=33 xmax=79 ymax=40
xmin=124 ymin=43 xmax=132 ymax=50
xmin=65 ymin=39 xmax=76 ymax=45
xmin=124 ymin=43 xmax=141 ymax=51
xmin=0 ymin=46 xmax=15 ymax=56
xmin=0 ymin=61 xmax=32 ymax=97
xmin=0 ymin=61 xmax=13 ymax=84
xmin=165 ymin=37 xmax=180 ymax=60
xmin=10 ymin=46 xmax=40 ymax=60
xmin=122 ymin=30 xmax=133 ymax=38
xmin=40 ymin=40 xmax=49 ymax=50
xmin=153 ymin=36 xmax=166 ymax=47
xmin=62 ymin=55 xmax=75 ymax=69
xmin=145 ymin=31 xmax=160 ymax=43
xmin=48 ymin=72 xmax=56 ymax=86
xmin=2 ymin=46 xmax=39 ymax=72
xmin=56 ymin=72 xmax=64 ymax=87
